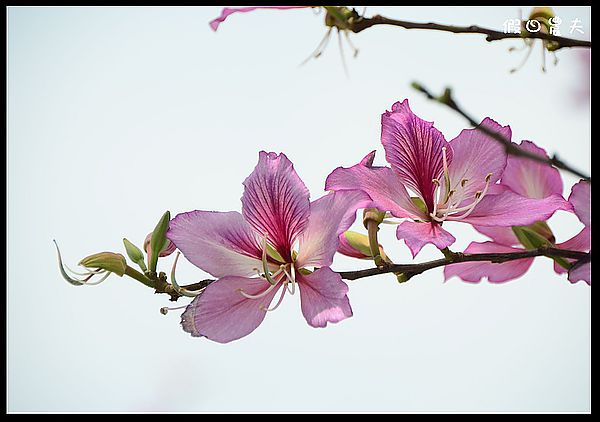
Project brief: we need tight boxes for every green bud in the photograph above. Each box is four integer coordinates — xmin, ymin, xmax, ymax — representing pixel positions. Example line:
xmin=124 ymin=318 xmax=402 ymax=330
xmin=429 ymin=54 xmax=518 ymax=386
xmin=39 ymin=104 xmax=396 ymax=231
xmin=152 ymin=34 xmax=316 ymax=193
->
xmin=362 ymin=208 xmax=386 ymax=228
xmin=79 ymin=252 xmax=127 ymax=276
xmin=149 ymin=211 xmax=171 ymax=273
xmin=342 ymin=231 xmax=390 ymax=262
xmin=123 ymin=238 xmax=147 ymax=272
xmin=395 ymin=272 xmax=409 ymax=283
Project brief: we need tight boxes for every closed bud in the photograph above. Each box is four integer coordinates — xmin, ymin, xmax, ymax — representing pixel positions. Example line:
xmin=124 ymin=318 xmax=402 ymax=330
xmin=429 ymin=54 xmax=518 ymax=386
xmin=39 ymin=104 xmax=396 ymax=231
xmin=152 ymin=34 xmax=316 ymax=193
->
xmin=338 ymin=231 xmax=389 ymax=262
xmin=123 ymin=238 xmax=147 ymax=271
xmin=79 ymin=252 xmax=127 ymax=276
xmin=362 ymin=208 xmax=386 ymax=228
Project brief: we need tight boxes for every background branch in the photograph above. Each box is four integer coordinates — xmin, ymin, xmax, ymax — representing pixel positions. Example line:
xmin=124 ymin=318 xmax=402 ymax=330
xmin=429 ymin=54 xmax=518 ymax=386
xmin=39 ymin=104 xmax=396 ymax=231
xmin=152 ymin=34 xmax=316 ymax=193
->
xmin=350 ymin=15 xmax=591 ymax=50
xmin=412 ymin=83 xmax=591 ymax=182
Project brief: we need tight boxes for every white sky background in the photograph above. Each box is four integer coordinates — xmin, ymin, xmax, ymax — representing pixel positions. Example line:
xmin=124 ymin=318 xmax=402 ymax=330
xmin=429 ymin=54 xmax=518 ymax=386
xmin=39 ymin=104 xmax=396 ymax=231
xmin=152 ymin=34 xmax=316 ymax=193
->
xmin=7 ymin=6 xmax=590 ymax=412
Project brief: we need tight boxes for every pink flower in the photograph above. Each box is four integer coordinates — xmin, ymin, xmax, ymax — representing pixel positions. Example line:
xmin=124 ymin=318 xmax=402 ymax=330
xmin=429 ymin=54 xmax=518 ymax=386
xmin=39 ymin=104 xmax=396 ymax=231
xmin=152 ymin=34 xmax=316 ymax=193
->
xmin=209 ymin=6 xmax=312 ymax=31
xmin=444 ymin=141 xmax=587 ymax=284
xmin=326 ymin=100 xmax=571 ymax=257
xmin=167 ymin=151 xmax=371 ymax=343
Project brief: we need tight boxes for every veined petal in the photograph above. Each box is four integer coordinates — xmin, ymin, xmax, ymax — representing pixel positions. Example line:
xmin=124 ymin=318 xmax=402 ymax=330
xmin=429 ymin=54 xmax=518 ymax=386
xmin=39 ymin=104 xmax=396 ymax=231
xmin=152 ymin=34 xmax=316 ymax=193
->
xmin=296 ymin=191 xmax=372 ymax=269
xmin=298 ymin=267 xmax=352 ymax=328
xmin=209 ymin=6 xmax=310 ymax=31
xmin=454 ymin=191 xmax=573 ymax=226
xmin=501 ymin=140 xmax=564 ymax=199
xmin=381 ymin=99 xmax=452 ymax=211
xmin=395 ymin=220 xmax=456 ymax=257
xmin=242 ymin=151 xmax=310 ymax=261
xmin=473 ymin=225 xmax=520 ymax=247
xmin=444 ymin=242 xmax=534 ymax=283
xmin=445 ymin=118 xmax=509 ymax=199
xmin=569 ymin=180 xmax=591 ymax=228
xmin=568 ymin=261 xmax=591 ymax=285
xmin=553 ymin=227 xmax=591 ymax=274
xmin=181 ymin=276 xmax=282 ymax=343
xmin=167 ymin=210 xmax=265 ymax=278
xmin=325 ymin=151 xmax=425 ymax=219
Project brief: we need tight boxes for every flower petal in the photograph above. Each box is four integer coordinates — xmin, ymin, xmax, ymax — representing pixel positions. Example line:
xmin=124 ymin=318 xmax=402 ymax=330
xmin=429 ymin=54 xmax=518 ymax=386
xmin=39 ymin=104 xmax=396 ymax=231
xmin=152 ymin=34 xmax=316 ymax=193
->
xmin=443 ymin=242 xmax=534 ymax=283
xmin=181 ymin=276 xmax=282 ymax=343
xmin=553 ymin=227 xmax=591 ymax=274
xmin=298 ymin=267 xmax=353 ymax=328
xmin=395 ymin=220 xmax=456 ymax=257
xmin=454 ymin=191 xmax=572 ymax=227
xmin=568 ymin=261 xmax=591 ymax=285
xmin=209 ymin=6 xmax=310 ymax=31
xmin=296 ymin=191 xmax=372 ymax=268
xmin=445 ymin=117 xmax=509 ymax=199
xmin=501 ymin=140 xmax=564 ymax=199
xmin=242 ymin=151 xmax=310 ymax=261
xmin=381 ymin=99 xmax=452 ymax=211
xmin=569 ymin=180 xmax=591 ymax=228
xmin=167 ymin=210 xmax=264 ymax=278
xmin=325 ymin=151 xmax=424 ymax=219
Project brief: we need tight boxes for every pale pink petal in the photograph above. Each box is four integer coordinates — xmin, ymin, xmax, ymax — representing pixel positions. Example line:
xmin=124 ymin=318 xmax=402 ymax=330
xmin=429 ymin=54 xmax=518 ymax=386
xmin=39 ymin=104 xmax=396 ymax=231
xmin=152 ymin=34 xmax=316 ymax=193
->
xmin=325 ymin=151 xmax=425 ymax=219
xmin=298 ymin=267 xmax=353 ymax=328
xmin=209 ymin=6 xmax=310 ymax=31
xmin=501 ymin=141 xmax=564 ymax=199
xmin=181 ymin=276 xmax=282 ymax=343
xmin=395 ymin=220 xmax=456 ymax=257
xmin=568 ymin=180 xmax=591 ymax=228
xmin=167 ymin=210 xmax=264 ymax=278
xmin=242 ymin=151 xmax=310 ymax=261
xmin=568 ymin=261 xmax=591 ymax=285
xmin=443 ymin=242 xmax=534 ymax=283
xmin=473 ymin=225 xmax=520 ymax=247
xmin=553 ymin=227 xmax=591 ymax=274
xmin=445 ymin=118 xmax=509 ymax=199
xmin=455 ymin=191 xmax=573 ymax=226
xmin=381 ymin=99 xmax=452 ymax=211
xmin=296 ymin=191 xmax=372 ymax=268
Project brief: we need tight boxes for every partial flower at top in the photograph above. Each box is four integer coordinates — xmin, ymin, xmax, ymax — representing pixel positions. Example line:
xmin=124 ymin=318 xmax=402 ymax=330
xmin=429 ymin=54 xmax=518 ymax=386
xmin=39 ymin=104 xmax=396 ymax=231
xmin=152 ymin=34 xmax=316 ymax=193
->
xmin=326 ymin=100 xmax=571 ymax=257
xmin=209 ymin=6 xmax=312 ymax=31
xmin=167 ymin=151 xmax=371 ymax=343
xmin=444 ymin=141 xmax=582 ymax=284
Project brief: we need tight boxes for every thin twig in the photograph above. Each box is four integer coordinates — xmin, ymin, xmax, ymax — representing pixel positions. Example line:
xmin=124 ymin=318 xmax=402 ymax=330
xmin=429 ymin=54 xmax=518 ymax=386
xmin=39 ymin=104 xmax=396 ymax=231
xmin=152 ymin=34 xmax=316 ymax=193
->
xmin=160 ymin=247 xmax=589 ymax=300
xmin=412 ymin=83 xmax=591 ymax=182
xmin=349 ymin=15 xmax=591 ymax=50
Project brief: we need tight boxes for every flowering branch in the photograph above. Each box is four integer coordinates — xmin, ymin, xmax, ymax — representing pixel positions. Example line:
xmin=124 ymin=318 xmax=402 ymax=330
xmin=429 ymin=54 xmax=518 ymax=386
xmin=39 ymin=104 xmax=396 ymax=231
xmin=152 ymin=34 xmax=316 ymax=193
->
xmin=165 ymin=247 xmax=589 ymax=300
xmin=349 ymin=14 xmax=591 ymax=50
xmin=411 ymin=83 xmax=591 ymax=182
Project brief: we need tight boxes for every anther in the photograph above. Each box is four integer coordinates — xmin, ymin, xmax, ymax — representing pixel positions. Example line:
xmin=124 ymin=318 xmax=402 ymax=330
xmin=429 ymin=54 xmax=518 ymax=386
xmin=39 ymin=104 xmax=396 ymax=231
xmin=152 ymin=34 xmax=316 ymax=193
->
xmin=160 ymin=304 xmax=187 ymax=315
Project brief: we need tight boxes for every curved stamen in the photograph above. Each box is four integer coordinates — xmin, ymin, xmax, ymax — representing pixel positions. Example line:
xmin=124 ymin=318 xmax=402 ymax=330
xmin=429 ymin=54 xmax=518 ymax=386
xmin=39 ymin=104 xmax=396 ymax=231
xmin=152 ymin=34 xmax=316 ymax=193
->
xmin=80 ymin=271 xmax=111 ymax=286
xmin=160 ymin=304 xmax=188 ymax=315
xmin=447 ymin=173 xmax=493 ymax=220
xmin=429 ymin=179 xmax=441 ymax=219
xmin=441 ymin=147 xmax=451 ymax=199
xmin=238 ymin=273 xmax=283 ymax=300
xmin=261 ymin=234 xmax=278 ymax=285
xmin=260 ymin=284 xmax=287 ymax=312
xmin=170 ymin=252 xmax=203 ymax=297
xmin=284 ymin=265 xmax=297 ymax=295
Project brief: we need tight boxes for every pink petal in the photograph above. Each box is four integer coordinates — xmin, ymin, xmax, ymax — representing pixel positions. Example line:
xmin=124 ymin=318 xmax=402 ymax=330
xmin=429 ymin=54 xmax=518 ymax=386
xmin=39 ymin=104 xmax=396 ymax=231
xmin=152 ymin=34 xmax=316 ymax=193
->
xmin=568 ymin=261 xmax=591 ymax=285
xmin=473 ymin=225 xmax=520 ymax=247
xmin=395 ymin=220 xmax=456 ymax=257
xmin=209 ymin=6 xmax=310 ymax=31
xmin=296 ymin=191 xmax=372 ymax=269
xmin=181 ymin=276 xmax=282 ymax=343
xmin=167 ymin=210 xmax=265 ymax=278
xmin=501 ymin=140 xmax=564 ymax=199
xmin=381 ymin=99 xmax=452 ymax=211
xmin=325 ymin=150 xmax=425 ymax=219
xmin=443 ymin=242 xmax=534 ymax=283
xmin=297 ymin=267 xmax=353 ymax=328
xmin=242 ymin=151 xmax=310 ymax=261
xmin=337 ymin=232 xmax=368 ymax=259
xmin=553 ymin=227 xmax=591 ymax=274
xmin=568 ymin=180 xmax=591 ymax=228
xmin=456 ymin=191 xmax=573 ymax=227
xmin=445 ymin=117 xmax=509 ymax=199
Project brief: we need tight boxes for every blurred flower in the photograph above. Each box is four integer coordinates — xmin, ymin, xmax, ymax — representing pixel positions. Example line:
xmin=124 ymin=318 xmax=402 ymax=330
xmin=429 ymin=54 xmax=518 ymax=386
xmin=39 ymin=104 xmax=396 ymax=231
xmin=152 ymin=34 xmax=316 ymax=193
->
xmin=209 ymin=6 xmax=312 ymax=31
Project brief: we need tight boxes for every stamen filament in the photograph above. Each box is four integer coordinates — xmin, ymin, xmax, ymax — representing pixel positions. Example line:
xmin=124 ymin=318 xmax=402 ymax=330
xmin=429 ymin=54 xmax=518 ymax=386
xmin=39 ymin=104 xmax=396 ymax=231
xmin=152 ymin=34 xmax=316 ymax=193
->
xmin=261 ymin=285 xmax=287 ymax=312
xmin=170 ymin=252 xmax=202 ymax=297
xmin=238 ymin=280 xmax=279 ymax=300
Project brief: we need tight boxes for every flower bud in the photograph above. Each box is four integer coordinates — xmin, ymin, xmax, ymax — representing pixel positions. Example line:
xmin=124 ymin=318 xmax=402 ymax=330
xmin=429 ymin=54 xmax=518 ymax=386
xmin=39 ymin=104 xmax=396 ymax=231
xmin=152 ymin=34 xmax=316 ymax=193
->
xmin=146 ymin=211 xmax=175 ymax=273
xmin=144 ymin=233 xmax=176 ymax=258
xmin=362 ymin=208 xmax=386 ymax=229
xmin=123 ymin=238 xmax=147 ymax=271
xmin=338 ymin=231 xmax=390 ymax=262
xmin=79 ymin=252 xmax=127 ymax=276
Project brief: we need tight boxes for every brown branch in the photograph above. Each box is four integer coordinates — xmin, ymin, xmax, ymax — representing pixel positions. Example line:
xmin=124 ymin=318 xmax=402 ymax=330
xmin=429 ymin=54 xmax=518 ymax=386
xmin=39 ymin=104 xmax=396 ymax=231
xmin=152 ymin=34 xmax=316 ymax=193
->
xmin=349 ymin=15 xmax=591 ymax=50
xmin=412 ymin=83 xmax=591 ymax=182
xmin=160 ymin=247 xmax=589 ymax=300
